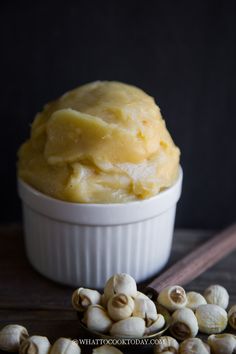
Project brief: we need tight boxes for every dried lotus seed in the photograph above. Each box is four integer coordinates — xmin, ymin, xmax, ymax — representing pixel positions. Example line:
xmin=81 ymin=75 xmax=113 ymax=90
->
xmin=19 ymin=335 xmax=51 ymax=354
xmin=0 ymin=324 xmax=29 ymax=352
xmin=83 ymin=305 xmax=113 ymax=333
xmin=107 ymin=294 xmax=134 ymax=321
xmin=170 ymin=307 xmax=198 ymax=341
xmin=179 ymin=338 xmax=210 ymax=354
xmin=133 ymin=296 xmax=158 ymax=326
xmin=72 ymin=288 xmax=101 ymax=311
xmin=110 ymin=317 xmax=145 ymax=338
xmin=104 ymin=274 xmax=137 ymax=303
xmin=204 ymin=285 xmax=229 ymax=309
xmin=195 ymin=304 xmax=228 ymax=334
xmin=186 ymin=291 xmax=207 ymax=311
xmin=145 ymin=314 xmax=165 ymax=335
xmin=153 ymin=336 xmax=179 ymax=353
xmin=208 ymin=333 xmax=236 ymax=354
xmin=228 ymin=305 xmax=236 ymax=330
xmin=50 ymin=338 xmax=81 ymax=354
xmin=157 ymin=286 xmax=187 ymax=312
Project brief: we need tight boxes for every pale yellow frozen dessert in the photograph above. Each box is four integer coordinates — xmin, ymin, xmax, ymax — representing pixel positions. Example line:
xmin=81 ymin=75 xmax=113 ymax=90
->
xmin=18 ymin=81 xmax=180 ymax=203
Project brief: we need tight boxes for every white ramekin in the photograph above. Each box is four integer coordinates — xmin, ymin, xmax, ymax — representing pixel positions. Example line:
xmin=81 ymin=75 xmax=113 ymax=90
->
xmin=18 ymin=167 xmax=182 ymax=288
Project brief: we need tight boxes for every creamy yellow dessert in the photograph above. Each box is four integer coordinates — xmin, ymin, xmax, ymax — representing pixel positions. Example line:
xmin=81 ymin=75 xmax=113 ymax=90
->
xmin=18 ymin=81 xmax=180 ymax=203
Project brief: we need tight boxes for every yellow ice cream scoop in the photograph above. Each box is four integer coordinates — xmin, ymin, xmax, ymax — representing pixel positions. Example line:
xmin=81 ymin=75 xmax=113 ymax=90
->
xmin=18 ymin=81 xmax=180 ymax=203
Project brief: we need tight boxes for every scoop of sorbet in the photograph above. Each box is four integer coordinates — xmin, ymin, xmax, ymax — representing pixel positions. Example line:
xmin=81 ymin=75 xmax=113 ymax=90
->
xmin=18 ymin=81 xmax=180 ymax=203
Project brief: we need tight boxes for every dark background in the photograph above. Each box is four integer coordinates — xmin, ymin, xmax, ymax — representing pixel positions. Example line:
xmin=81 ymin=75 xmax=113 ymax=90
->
xmin=1 ymin=0 xmax=236 ymax=228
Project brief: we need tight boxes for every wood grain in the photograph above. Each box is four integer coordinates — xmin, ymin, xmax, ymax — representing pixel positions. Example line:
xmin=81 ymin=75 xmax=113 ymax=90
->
xmin=0 ymin=225 xmax=236 ymax=354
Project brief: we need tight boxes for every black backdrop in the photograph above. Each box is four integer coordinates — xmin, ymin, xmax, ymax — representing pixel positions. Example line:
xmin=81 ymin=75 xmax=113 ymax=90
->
xmin=1 ymin=0 xmax=236 ymax=228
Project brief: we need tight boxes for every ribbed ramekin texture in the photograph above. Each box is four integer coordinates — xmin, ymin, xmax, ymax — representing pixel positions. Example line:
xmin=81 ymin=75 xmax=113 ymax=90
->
xmin=23 ymin=204 xmax=176 ymax=288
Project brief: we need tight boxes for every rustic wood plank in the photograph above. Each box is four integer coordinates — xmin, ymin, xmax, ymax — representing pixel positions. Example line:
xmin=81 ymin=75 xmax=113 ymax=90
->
xmin=0 ymin=225 xmax=235 ymax=353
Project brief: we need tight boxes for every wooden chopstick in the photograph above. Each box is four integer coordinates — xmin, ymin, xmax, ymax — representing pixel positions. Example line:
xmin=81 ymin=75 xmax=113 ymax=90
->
xmin=148 ymin=224 xmax=236 ymax=293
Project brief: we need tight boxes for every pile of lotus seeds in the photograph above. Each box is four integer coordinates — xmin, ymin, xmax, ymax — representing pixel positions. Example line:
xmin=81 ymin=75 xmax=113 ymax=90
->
xmin=71 ymin=273 xmax=236 ymax=353
xmin=0 ymin=326 xmax=121 ymax=354
xmin=0 ymin=273 xmax=236 ymax=354
xmin=72 ymin=273 xmax=165 ymax=337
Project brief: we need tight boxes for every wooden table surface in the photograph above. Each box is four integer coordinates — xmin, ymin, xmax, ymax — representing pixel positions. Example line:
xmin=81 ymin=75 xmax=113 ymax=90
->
xmin=0 ymin=225 xmax=236 ymax=353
